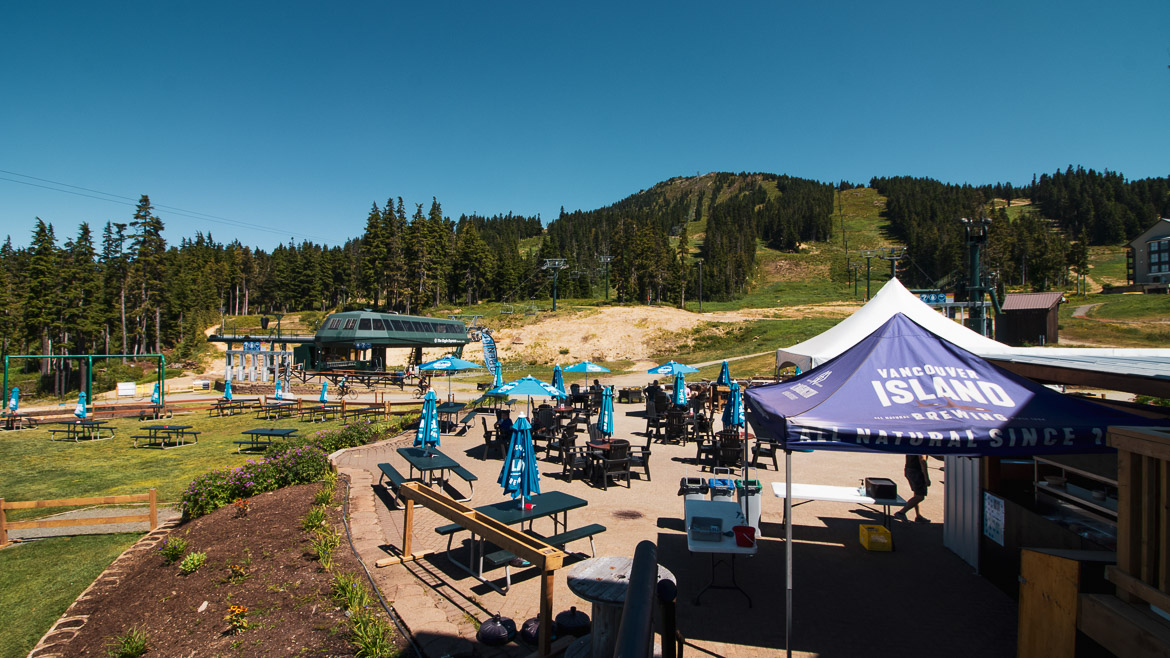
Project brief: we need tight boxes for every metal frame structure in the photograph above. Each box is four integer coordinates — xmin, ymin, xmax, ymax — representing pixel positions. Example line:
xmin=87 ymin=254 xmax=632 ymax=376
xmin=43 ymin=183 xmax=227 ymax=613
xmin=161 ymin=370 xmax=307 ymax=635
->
xmin=4 ymin=353 xmax=167 ymax=411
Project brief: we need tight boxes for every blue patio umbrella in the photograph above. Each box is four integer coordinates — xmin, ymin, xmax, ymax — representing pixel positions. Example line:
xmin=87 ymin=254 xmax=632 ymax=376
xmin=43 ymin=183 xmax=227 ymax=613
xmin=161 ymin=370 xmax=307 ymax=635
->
xmin=673 ymin=373 xmax=688 ymax=408
xmin=419 ymin=356 xmax=483 ymax=401
xmin=493 ymin=365 xmax=504 ymax=389
xmin=8 ymin=387 xmax=19 ymax=412
xmin=716 ymin=361 xmax=732 ymax=387
xmin=722 ymin=380 xmax=745 ymax=429
xmin=597 ymin=386 xmax=615 ymax=438
xmin=564 ymin=360 xmax=610 ymax=388
xmin=489 ymin=375 xmax=564 ymax=416
xmin=224 ymin=379 xmax=233 ymax=401
xmin=151 ymin=382 xmax=161 ymax=405
xmin=274 ymin=379 xmax=283 ymax=401
xmin=74 ymin=392 xmax=87 ymax=419
xmin=319 ymin=381 xmax=328 ymax=403
xmin=647 ymin=360 xmax=699 ymax=377
xmin=551 ymin=365 xmax=568 ymax=400
xmin=498 ymin=415 xmax=541 ymax=509
xmin=413 ymin=390 xmax=442 ymax=449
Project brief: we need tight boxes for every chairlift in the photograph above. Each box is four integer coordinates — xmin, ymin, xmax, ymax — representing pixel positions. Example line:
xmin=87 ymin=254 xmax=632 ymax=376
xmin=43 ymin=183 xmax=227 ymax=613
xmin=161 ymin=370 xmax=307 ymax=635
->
xmin=500 ymin=304 xmax=515 ymax=315
xmin=524 ymin=301 xmax=538 ymax=316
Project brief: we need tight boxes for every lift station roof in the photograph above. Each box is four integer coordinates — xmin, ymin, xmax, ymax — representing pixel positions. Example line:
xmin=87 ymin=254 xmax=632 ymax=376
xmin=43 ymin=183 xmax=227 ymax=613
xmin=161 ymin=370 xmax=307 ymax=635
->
xmin=314 ymin=311 xmax=470 ymax=348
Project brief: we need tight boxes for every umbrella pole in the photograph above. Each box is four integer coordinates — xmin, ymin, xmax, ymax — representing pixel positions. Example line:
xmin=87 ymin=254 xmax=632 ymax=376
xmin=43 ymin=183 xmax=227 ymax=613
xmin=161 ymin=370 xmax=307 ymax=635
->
xmin=785 ymin=450 xmax=793 ymax=658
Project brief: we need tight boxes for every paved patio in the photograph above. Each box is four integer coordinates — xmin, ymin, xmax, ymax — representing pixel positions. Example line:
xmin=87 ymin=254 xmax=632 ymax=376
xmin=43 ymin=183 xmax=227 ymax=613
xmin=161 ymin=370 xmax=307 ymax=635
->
xmin=335 ymin=382 xmax=1018 ymax=657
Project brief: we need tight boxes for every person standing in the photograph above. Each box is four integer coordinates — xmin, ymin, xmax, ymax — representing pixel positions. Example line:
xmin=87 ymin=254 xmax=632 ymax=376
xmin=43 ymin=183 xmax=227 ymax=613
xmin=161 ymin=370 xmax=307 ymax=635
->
xmin=895 ymin=454 xmax=931 ymax=523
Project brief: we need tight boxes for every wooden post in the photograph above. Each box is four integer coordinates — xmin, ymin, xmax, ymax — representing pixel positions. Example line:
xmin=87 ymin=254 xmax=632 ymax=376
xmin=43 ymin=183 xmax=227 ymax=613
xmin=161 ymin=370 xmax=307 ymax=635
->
xmin=402 ymin=496 xmax=414 ymax=558
xmin=1 ymin=498 xmax=8 ymax=547
xmin=540 ymin=568 xmax=555 ymax=657
xmin=148 ymin=489 xmax=157 ymax=530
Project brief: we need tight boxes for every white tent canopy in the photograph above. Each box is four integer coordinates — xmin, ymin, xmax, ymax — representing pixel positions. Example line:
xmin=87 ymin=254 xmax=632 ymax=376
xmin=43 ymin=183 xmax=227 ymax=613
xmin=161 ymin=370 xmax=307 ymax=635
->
xmin=775 ymin=278 xmax=1012 ymax=372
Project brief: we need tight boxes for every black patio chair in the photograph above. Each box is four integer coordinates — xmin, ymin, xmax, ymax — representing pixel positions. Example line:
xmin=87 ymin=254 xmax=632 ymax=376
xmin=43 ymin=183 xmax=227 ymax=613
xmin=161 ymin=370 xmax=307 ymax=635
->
xmin=715 ymin=435 xmax=745 ymax=470
xmin=481 ymin=417 xmax=504 ymax=460
xmin=594 ymin=439 xmax=631 ymax=490
xmin=628 ymin=435 xmax=652 ymax=481
xmin=752 ymin=436 xmax=780 ymax=470
xmin=662 ymin=410 xmax=688 ymax=445
xmin=644 ymin=397 xmax=663 ymax=438
xmin=561 ymin=435 xmax=593 ymax=483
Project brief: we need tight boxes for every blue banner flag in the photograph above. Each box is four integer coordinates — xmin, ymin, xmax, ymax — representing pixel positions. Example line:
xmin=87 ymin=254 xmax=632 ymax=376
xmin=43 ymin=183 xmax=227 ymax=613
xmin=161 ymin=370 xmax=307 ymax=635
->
xmin=481 ymin=331 xmax=502 ymax=389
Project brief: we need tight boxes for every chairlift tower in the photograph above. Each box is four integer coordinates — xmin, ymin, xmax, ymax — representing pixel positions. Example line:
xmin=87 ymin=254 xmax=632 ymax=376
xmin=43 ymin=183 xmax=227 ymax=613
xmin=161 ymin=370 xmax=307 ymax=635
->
xmin=878 ymin=246 xmax=907 ymax=279
xmin=960 ymin=217 xmax=993 ymax=337
xmin=542 ymin=259 xmax=568 ymax=311
xmin=600 ymin=255 xmax=612 ymax=301
xmin=860 ymin=249 xmax=880 ymax=300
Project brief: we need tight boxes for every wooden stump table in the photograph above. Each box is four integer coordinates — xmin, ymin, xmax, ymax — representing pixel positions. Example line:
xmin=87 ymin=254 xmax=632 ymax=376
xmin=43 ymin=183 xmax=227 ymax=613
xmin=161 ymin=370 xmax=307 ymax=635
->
xmin=565 ymin=555 xmax=675 ymax=658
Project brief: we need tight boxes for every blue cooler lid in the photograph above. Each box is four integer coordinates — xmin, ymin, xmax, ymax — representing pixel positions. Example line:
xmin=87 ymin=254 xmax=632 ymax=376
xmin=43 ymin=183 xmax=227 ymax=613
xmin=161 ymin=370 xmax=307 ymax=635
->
xmin=708 ymin=478 xmax=735 ymax=490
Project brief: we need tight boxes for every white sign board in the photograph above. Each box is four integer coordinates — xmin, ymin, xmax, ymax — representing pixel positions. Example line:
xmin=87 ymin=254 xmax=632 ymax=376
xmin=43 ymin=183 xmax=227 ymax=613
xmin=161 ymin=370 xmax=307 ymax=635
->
xmin=983 ymin=492 xmax=1005 ymax=546
xmin=116 ymin=382 xmax=137 ymax=397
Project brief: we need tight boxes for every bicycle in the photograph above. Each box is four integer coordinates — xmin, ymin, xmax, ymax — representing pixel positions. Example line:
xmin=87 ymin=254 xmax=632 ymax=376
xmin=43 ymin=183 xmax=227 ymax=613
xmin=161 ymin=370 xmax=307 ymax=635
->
xmin=336 ymin=378 xmax=359 ymax=400
xmin=412 ymin=378 xmax=432 ymax=399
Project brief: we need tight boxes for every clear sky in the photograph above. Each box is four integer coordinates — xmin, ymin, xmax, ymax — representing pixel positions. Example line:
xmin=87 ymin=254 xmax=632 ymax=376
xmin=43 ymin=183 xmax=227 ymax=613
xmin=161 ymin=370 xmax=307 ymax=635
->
xmin=2 ymin=1 xmax=1168 ymax=250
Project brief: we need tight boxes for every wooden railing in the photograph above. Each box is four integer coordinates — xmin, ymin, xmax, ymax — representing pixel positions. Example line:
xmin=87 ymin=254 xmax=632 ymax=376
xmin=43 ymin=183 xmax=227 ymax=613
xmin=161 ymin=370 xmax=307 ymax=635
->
xmin=0 ymin=489 xmax=157 ymax=547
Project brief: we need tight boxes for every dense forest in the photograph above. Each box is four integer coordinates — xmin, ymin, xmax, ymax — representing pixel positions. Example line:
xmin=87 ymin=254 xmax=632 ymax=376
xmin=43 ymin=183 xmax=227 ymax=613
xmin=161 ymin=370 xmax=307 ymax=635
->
xmin=1 ymin=167 xmax=1166 ymax=386
xmin=871 ymin=167 xmax=1170 ymax=293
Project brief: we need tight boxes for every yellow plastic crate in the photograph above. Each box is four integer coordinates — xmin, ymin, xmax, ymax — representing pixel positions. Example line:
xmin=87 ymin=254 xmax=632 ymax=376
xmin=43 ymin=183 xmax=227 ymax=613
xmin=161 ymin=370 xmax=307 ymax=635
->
xmin=859 ymin=524 xmax=892 ymax=551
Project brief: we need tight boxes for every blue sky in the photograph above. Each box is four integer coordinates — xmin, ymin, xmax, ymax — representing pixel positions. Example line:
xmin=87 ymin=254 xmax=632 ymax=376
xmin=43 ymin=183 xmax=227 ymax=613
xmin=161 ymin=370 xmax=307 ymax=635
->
xmin=2 ymin=1 xmax=1167 ymax=249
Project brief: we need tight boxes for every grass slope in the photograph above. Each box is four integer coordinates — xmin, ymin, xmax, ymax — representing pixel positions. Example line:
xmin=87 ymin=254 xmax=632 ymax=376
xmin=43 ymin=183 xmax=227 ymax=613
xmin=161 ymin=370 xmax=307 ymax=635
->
xmin=0 ymin=532 xmax=143 ymax=658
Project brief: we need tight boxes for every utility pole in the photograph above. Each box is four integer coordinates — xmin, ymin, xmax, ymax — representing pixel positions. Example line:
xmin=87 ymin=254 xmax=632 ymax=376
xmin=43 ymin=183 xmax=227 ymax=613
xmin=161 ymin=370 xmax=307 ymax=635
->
xmin=850 ymin=263 xmax=861 ymax=296
xmin=860 ymin=249 xmax=879 ymax=300
xmin=697 ymin=259 xmax=704 ymax=313
xmin=541 ymin=259 xmax=568 ymax=311
xmin=600 ymin=255 xmax=612 ymax=301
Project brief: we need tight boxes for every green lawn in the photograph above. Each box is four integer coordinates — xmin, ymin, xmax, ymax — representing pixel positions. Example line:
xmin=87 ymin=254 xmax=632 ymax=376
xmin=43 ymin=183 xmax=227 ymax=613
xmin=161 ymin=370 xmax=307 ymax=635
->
xmin=1058 ymin=292 xmax=1170 ymax=347
xmin=0 ymin=411 xmax=375 ymax=521
xmin=0 ymin=532 xmax=143 ymax=658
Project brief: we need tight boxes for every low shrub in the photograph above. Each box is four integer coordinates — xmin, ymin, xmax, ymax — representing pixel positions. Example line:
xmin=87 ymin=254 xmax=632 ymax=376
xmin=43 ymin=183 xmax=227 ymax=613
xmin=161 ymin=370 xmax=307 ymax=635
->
xmin=179 ymin=447 xmax=330 ymax=520
xmin=179 ymin=552 xmax=207 ymax=574
xmin=158 ymin=536 xmax=188 ymax=564
xmin=105 ymin=626 xmax=149 ymax=658
xmin=267 ymin=420 xmax=389 ymax=456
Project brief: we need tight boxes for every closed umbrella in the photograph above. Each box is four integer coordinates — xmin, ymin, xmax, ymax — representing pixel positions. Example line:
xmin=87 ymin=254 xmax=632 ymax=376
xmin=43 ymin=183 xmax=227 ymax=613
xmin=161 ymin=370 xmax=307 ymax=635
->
xmin=722 ymin=380 xmax=745 ymax=430
xmin=274 ymin=379 xmax=283 ymax=401
xmin=413 ymin=390 xmax=441 ymax=449
xmin=498 ymin=415 xmax=541 ymax=509
xmin=224 ymin=379 xmax=233 ymax=401
xmin=647 ymin=360 xmax=698 ymax=377
xmin=716 ymin=361 xmax=732 ymax=386
xmin=597 ymin=386 xmax=614 ymax=438
xmin=551 ymin=365 xmax=568 ymax=400
xmin=151 ymin=382 xmax=161 ymax=405
xmin=673 ymin=373 xmax=688 ymax=408
xmin=319 ymin=382 xmax=328 ymax=404
xmin=8 ymin=387 xmax=18 ymax=413
xmin=74 ymin=392 xmax=87 ymax=419
xmin=419 ymin=356 xmax=483 ymax=402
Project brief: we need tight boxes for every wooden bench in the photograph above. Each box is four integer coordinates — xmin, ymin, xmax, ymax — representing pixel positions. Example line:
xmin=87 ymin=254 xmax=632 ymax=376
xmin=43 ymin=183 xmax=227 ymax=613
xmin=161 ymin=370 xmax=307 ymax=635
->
xmin=482 ymin=523 xmax=608 ymax=571
xmin=377 ymin=463 xmax=410 ymax=508
xmin=343 ymin=406 xmax=385 ymax=422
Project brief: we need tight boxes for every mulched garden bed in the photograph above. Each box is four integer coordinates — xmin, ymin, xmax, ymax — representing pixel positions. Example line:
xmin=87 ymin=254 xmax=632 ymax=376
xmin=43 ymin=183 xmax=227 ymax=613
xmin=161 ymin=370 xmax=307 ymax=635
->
xmin=56 ymin=481 xmax=404 ymax=656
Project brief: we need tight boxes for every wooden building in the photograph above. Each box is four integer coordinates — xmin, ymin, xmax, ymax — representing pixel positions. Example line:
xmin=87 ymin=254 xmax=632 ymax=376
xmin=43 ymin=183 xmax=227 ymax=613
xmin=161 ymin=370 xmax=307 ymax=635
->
xmin=995 ymin=292 xmax=1064 ymax=346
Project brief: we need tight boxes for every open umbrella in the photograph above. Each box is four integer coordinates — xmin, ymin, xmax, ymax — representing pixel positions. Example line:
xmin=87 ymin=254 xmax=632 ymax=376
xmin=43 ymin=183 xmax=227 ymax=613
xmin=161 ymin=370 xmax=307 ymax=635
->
xmin=319 ymin=382 xmax=328 ymax=404
xmin=274 ymin=379 xmax=284 ymax=401
xmin=647 ymin=360 xmax=698 ymax=377
xmin=498 ymin=415 xmax=541 ymax=509
xmin=419 ymin=356 xmax=483 ymax=402
xmin=151 ymin=382 xmax=161 ymax=405
xmin=489 ymin=375 xmax=563 ymax=416
xmin=672 ymin=373 xmax=688 ymax=408
xmin=551 ymin=365 xmax=568 ymax=400
xmin=413 ymin=390 xmax=442 ymax=449
xmin=224 ymin=379 xmax=233 ymax=401
xmin=716 ymin=361 xmax=732 ymax=386
xmin=564 ymin=360 xmax=610 ymax=389
xmin=597 ymin=386 xmax=614 ymax=438
xmin=8 ymin=387 xmax=19 ymax=413
xmin=74 ymin=392 xmax=87 ymax=419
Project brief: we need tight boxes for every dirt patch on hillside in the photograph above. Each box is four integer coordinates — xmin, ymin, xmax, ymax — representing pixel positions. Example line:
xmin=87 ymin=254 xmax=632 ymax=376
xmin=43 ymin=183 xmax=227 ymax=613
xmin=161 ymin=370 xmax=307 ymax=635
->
xmin=764 ymin=258 xmax=829 ymax=281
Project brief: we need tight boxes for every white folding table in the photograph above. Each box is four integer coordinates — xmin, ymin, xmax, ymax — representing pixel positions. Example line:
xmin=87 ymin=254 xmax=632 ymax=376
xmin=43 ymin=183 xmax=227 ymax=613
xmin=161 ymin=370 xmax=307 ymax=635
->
xmin=770 ymin=482 xmax=906 ymax=527
xmin=684 ymin=499 xmax=757 ymax=607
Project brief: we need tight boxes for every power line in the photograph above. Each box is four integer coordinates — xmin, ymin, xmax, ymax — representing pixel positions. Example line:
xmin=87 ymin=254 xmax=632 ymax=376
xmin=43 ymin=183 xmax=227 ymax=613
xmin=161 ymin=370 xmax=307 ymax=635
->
xmin=0 ymin=169 xmax=328 ymax=242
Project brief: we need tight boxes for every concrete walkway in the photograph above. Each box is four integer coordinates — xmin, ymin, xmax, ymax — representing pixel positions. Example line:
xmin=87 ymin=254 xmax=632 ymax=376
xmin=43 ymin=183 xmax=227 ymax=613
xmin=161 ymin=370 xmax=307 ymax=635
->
xmin=335 ymin=378 xmax=1018 ymax=657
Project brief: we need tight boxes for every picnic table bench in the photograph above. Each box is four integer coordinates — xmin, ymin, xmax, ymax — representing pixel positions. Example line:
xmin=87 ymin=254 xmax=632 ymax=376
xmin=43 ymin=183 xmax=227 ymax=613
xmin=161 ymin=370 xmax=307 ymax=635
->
xmin=48 ymin=420 xmax=116 ymax=442
xmin=342 ymin=405 xmax=385 ymax=422
xmin=2 ymin=412 xmax=38 ymax=431
xmin=298 ymin=404 xmax=340 ymax=422
xmin=209 ymin=397 xmax=260 ymax=417
xmin=132 ymin=424 xmax=199 ymax=449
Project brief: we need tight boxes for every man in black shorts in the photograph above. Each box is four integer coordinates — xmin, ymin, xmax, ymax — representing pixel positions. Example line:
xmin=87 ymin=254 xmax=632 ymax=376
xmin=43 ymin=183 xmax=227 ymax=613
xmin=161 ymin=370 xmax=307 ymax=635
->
xmin=895 ymin=454 xmax=931 ymax=523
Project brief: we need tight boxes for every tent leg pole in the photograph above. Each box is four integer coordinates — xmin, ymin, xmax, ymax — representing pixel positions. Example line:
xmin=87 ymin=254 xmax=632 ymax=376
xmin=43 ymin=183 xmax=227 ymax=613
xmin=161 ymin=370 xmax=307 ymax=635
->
xmin=786 ymin=450 xmax=793 ymax=658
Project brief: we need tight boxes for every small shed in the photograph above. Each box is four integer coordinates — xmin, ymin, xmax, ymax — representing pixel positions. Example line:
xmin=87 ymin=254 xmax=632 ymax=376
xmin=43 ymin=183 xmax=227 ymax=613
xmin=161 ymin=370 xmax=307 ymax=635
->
xmin=995 ymin=292 xmax=1064 ymax=346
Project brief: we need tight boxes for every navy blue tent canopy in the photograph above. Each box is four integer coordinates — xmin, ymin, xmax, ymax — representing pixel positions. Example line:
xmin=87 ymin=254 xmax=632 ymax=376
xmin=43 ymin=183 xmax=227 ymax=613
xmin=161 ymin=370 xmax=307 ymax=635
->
xmin=745 ymin=313 xmax=1159 ymax=457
